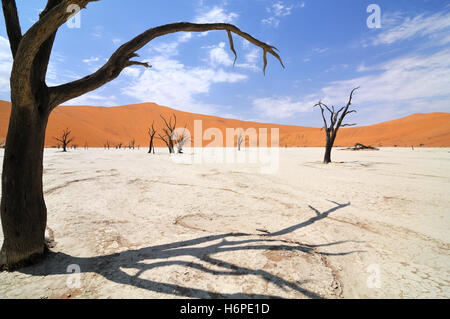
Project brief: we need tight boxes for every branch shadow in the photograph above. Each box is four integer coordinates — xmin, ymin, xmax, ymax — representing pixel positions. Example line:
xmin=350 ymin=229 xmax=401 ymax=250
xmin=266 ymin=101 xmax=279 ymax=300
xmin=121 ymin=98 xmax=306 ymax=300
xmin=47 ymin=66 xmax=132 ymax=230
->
xmin=19 ymin=201 xmax=364 ymax=299
xmin=263 ymin=200 xmax=350 ymax=237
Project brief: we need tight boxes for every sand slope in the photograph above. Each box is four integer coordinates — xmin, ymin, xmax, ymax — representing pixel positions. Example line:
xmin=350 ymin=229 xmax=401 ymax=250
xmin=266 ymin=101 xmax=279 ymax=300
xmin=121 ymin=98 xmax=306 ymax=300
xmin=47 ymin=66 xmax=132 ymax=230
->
xmin=1 ymin=100 xmax=449 ymax=147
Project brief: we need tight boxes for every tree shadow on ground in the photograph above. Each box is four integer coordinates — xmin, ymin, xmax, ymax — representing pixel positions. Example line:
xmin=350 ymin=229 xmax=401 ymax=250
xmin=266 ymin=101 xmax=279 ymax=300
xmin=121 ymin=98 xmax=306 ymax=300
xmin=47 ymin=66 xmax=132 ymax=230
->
xmin=263 ymin=200 xmax=350 ymax=237
xmin=19 ymin=201 xmax=364 ymax=298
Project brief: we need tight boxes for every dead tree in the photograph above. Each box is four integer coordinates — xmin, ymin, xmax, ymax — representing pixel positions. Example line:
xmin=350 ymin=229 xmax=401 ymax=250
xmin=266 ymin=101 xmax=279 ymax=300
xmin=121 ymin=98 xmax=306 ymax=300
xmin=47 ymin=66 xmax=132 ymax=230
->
xmin=84 ymin=141 xmax=88 ymax=150
xmin=116 ymin=143 xmax=123 ymax=150
xmin=174 ymin=125 xmax=190 ymax=154
xmin=314 ymin=87 xmax=359 ymax=164
xmin=157 ymin=114 xmax=177 ymax=154
xmin=353 ymin=143 xmax=379 ymax=151
xmin=237 ymin=133 xmax=244 ymax=151
xmin=345 ymin=143 xmax=379 ymax=151
xmin=54 ymin=128 xmax=74 ymax=152
xmin=148 ymin=122 xmax=157 ymax=154
xmin=0 ymin=0 xmax=283 ymax=269
xmin=104 ymin=140 xmax=110 ymax=150
xmin=128 ymin=138 xmax=136 ymax=150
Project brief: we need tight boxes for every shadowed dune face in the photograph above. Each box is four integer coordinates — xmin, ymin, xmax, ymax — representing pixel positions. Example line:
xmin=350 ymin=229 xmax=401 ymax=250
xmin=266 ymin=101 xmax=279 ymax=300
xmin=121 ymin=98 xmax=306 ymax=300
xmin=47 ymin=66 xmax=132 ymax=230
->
xmin=0 ymin=100 xmax=449 ymax=147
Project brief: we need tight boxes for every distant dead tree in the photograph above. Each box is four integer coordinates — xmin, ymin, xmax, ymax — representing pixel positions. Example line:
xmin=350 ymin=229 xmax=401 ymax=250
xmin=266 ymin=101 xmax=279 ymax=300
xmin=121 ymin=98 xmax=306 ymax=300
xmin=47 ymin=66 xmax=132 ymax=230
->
xmin=128 ymin=138 xmax=136 ymax=150
xmin=116 ymin=143 xmax=123 ymax=150
xmin=237 ymin=133 xmax=244 ymax=151
xmin=148 ymin=122 xmax=157 ymax=154
xmin=346 ymin=143 xmax=379 ymax=151
xmin=84 ymin=141 xmax=88 ymax=150
xmin=54 ymin=128 xmax=74 ymax=152
xmin=174 ymin=125 xmax=190 ymax=154
xmin=314 ymin=87 xmax=359 ymax=164
xmin=158 ymin=114 xmax=177 ymax=154
xmin=104 ymin=140 xmax=110 ymax=150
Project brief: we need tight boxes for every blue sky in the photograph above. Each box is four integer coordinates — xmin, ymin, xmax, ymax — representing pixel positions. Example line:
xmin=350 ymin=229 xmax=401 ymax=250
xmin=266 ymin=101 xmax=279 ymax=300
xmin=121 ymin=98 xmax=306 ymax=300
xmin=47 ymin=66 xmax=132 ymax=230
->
xmin=1 ymin=0 xmax=449 ymax=127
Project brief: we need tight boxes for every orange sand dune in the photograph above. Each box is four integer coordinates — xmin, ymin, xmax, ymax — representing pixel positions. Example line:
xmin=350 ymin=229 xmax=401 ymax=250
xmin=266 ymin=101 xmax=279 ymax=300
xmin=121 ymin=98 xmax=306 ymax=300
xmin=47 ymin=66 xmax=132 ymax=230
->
xmin=0 ymin=100 xmax=449 ymax=147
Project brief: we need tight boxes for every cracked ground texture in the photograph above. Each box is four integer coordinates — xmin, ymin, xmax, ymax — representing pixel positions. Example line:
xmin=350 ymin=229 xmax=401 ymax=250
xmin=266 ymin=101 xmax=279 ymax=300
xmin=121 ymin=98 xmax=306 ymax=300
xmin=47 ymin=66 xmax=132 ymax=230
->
xmin=0 ymin=147 xmax=449 ymax=298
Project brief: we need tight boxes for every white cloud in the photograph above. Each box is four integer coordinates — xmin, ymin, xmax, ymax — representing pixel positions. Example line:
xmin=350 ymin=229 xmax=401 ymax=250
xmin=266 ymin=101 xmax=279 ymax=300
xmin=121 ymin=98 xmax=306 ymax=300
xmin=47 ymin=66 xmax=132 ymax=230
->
xmin=0 ymin=36 xmax=13 ymax=95
xmin=82 ymin=57 xmax=100 ymax=63
xmin=252 ymin=96 xmax=315 ymax=120
xmin=262 ymin=1 xmax=303 ymax=28
xmin=122 ymin=67 xmax=141 ymax=78
xmin=320 ymin=49 xmax=450 ymax=106
xmin=64 ymin=92 xmax=118 ymax=106
xmin=206 ymin=42 xmax=261 ymax=72
xmin=208 ymin=42 xmax=234 ymax=67
xmin=253 ymin=48 xmax=450 ymax=122
xmin=271 ymin=2 xmax=294 ymax=17
xmin=373 ymin=11 xmax=450 ymax=46
xmin=122 ymin=55 xmax=247 ymax=114
xmin=151 ymin=41 xmax=180 ymax=57
xmin=194 ymin=6 xmax=238 ymax=24
xmin=236 ymin=48 xmax=261 ymax=72
xmin=262 ymin=17 xmax=280 ymax=28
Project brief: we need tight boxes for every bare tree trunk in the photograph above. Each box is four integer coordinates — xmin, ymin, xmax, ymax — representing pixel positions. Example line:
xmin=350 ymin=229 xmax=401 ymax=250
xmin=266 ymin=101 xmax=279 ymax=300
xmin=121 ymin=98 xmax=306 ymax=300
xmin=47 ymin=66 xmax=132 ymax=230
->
xmin=0 ymin=103 xmax=49 ymax=268
xmin=148 ymin=138 xmax=154 ymax=154
xmin=324 ymin=141 xmax=332 ymax=164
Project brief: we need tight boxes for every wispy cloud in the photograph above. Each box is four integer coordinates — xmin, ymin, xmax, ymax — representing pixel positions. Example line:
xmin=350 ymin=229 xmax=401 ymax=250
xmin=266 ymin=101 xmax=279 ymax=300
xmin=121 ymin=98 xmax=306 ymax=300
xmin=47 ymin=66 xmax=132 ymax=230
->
xmin=372 ymin=11 xmax=450 ymax=46
xmin=322 ymin=49 xmax=450 ymax=105
xmin=82 ymin=57 xmax=100 ymax=63
xmin=262 ymin=1 xmax=304 ymax=28
xmin=252 ymin=95 xmax=314 ymax=120
xmin=194 ymin=6 xmax=238 ymax=24
xmin=64 ymin=91 xmax=118 ymax=107
xmin=252 ymin=48 xmax=450 ymax=122
xmin=122 ymin=55 xmax=248 ymax=115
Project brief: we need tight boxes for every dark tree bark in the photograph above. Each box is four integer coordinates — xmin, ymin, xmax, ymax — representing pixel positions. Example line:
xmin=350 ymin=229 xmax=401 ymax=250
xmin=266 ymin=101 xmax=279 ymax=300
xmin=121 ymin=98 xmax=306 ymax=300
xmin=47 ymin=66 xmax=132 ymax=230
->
xmin=148 ymin=122 xmax=157 ymax=154
xmin=1 ymin=105 xmax=49 ymax=269
xmin=0 ymin=0 xmax=283 ymax=269
xmin=314 ymin=87 xmax=359 ymax=164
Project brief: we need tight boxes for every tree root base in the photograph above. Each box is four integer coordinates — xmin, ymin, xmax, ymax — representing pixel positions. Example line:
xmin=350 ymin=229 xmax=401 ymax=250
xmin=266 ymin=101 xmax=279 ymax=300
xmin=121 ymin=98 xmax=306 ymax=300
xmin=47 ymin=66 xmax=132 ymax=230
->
xmin=0 ymin=245 xmax=49 ymax=272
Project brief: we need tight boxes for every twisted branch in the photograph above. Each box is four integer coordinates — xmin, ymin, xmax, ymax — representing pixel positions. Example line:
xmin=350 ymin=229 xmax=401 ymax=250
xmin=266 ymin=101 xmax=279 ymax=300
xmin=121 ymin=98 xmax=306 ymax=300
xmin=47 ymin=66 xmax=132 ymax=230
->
xmin=48 ymin=22 xmax=285 ymax=107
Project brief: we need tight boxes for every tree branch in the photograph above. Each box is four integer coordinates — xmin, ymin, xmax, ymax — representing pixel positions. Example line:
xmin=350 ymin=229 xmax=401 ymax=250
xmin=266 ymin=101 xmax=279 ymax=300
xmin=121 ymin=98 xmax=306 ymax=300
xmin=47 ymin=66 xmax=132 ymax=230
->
xmin=2 ymin=0 xmax=22 ymax=57
xmin=336 ymin=87 xmax=360 ymax=129
xmin=10 ymin=0 xmax=98 ymax=106
xmin=48 ymin=22 xmax=285 ymax=107
xmin=314 ymin=102 xmax=328 ymax=131
xmin=31 ymin=0 xmax=65 ymax=113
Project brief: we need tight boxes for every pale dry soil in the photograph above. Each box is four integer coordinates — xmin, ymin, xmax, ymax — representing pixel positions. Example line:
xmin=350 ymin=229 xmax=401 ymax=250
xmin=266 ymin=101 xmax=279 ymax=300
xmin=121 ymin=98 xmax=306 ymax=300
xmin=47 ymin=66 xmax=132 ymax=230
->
xmin=0 ymin=147 xmax=449 ymax=299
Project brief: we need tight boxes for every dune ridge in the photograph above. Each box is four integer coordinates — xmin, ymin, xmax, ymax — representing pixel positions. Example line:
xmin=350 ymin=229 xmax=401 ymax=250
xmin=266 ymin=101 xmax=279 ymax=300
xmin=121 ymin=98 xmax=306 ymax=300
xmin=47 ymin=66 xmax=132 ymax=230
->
xmin=0 ymin=100 xmax=449 ymax=147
